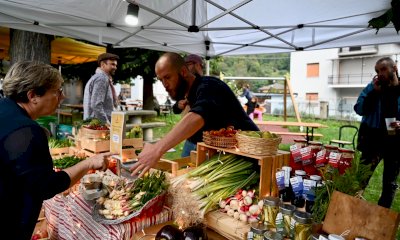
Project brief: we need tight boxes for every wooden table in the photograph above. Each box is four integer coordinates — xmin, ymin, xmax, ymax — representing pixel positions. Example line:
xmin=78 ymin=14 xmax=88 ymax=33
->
xmin=62 ymin=103 xmax=83 ymax=110
xmin=254 ymin=120 xmax=328 ymax=142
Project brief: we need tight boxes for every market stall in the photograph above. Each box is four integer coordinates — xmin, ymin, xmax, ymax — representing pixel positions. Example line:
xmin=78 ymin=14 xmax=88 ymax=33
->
xmin=41 ymin=124 xmax=399 ymax=240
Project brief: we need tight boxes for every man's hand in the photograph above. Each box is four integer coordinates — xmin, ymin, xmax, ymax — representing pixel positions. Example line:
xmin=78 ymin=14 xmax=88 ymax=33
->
xmin=177 ymin=99 xmax=188 ymax=110
xmin=130 ymin=143 xmax=162 ymax=178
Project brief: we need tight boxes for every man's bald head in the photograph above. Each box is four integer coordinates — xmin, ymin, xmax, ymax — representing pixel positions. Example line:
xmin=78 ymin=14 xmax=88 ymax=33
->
xmin=156 ymin=52 xmax=186 ymax=74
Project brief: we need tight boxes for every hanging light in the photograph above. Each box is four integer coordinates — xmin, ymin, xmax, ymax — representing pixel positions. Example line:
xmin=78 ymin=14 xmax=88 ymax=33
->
xmin=125 ymin=3 xmax=139 ymax=26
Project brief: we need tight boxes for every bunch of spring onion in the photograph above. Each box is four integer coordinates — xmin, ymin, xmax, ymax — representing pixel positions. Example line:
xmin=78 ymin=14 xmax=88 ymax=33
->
xmin=97 ymin=171 xmax=167 ymax=220
xmin=171 ymin=153 xmax=259 ymax=217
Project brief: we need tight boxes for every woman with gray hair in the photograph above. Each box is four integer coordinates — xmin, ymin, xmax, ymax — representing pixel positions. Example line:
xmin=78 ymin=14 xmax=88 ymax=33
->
xmin=0 ymin=61 xmax=110 ymax=239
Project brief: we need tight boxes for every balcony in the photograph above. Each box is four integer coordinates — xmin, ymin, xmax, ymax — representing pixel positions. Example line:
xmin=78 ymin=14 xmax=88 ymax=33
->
xmin=338 ymin=46 xmax=378 ymax=57
xmin=328 ymin=73 xmax=374 ymax=86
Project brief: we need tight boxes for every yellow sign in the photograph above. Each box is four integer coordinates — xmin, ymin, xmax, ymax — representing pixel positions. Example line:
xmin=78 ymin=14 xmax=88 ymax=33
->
xmin=110 ymin=111 xmax=126 ymax=155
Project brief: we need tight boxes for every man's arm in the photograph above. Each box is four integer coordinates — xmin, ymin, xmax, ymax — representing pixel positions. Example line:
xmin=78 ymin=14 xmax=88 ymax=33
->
xmin=130 ymin=112 xmax=204 ymax=177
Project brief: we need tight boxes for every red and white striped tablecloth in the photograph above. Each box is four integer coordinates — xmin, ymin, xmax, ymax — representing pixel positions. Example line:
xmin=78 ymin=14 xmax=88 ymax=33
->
xmin=43 ymin=192 xmax=172 ymax=240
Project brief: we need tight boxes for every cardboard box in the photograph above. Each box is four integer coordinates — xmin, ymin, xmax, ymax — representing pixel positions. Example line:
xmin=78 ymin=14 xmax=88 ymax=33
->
xmin=323 ymin=191 xmax=400 ymax=240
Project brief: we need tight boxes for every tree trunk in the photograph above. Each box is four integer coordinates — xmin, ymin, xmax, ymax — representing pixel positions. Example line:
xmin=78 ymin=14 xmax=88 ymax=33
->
xmin=9 ymin=29 xmax=52 ymax=65
xmin=142 ymin=76 xmax=155 ymax=110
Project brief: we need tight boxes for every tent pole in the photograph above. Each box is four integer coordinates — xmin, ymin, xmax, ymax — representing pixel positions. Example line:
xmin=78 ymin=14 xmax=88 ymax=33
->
xmin=206 ymin=60 xmax=210 ymax=76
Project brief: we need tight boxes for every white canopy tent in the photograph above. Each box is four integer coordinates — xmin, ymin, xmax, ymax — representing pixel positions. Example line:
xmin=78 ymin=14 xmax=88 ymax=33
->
xmin=0 ymin=0 xmax=397 ymax=59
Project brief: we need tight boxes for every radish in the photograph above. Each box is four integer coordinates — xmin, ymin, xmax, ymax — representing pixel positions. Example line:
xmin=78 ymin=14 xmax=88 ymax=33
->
xmin=248 ymin=204 xmax=260 ymax=215
xmin=243 ymin=196 xmax=252 ymax=205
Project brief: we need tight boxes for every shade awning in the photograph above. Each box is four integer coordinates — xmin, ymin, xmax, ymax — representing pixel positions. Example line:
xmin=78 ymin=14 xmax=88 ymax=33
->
xmin=0 ymin=27 xmax=105 ymax=64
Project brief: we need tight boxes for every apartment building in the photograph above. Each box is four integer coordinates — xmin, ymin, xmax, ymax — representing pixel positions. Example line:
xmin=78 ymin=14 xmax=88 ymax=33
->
xmin=290 ymin=44 xmax=400 ymax=120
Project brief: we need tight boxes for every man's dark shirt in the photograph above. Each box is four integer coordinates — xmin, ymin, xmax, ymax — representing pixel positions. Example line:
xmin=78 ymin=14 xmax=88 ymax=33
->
xmin=187 ymin=75 xmax=259 ymax=143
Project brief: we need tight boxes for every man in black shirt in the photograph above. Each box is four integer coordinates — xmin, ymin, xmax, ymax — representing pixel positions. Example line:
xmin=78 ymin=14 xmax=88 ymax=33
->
xmin=130 ymin=52 xmax=259 ymax=176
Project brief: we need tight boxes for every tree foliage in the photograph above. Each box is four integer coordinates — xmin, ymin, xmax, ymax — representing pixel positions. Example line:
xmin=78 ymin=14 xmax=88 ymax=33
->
xmin=211 ymin=53 xmax=290 ymax=92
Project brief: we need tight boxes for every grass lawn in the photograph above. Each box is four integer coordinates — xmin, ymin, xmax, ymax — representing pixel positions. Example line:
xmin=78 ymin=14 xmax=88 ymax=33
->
xmin=152 ymin=113 xmax=400 ymax=216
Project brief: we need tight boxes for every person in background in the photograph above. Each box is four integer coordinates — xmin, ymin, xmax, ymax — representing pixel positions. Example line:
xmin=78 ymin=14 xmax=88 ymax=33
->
xmin=173 ymin=54 xmax=205 ymax=157
xmin=130 ymin=52 xmax=259 ymax=176
xmin=0 ymin=61 xmax=110 ymax=239
xmin=83 ymin=52 xmax=119 ymax=124
xmin=241 ymin=83 xmax=253 ymax=103
xmin=354 ymin=57 xmax=400 ymax=208
xmin=246 ymin=96 xmax=263 ymax=121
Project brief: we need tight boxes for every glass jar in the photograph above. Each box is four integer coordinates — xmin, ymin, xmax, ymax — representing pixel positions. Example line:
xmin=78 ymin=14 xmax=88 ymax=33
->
xmin=276 ymin=204 xmax=296 ymax=237
xmin=291 ymin=170 xmax=306 ymax=208
xmin=338 ymin=148 xmax=355 ymax=174
xmin=281 ymin=166 xmax=293 ymax=202
xmin=306 ymin=141 xmax=322 ymax=175
xmin=305 ymin=175 xmax=322 ymax=213
xmin=249 ymin=222 xmax=269 ymax=240
xmin=292 ymin=211 xmax=313 ymax=240
xmin=263 ymin=196 xmax=280 ymax=228
xmin=264 ymin=230 xmax=283 ymax=240
xmin=294 ymin=139 xmax=308 ymax=148
xmin=311 ymin=233 xmax=328 ymax=240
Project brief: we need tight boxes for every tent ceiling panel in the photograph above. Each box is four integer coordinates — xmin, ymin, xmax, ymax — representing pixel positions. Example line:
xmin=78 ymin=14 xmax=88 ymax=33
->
xmin=0 ymin=0 xmax=397 ymax=58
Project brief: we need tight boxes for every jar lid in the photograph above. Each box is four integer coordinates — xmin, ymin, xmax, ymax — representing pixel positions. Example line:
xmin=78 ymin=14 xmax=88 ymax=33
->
xmin=279 ymin=203 xmax=296 ymax=215
xmin=312 ymin=234 xmax=328 ymax=240
xmin=250 ymin=222 xmax=269 ymax=234
xmin=308 ymin=141 xmax=323 ymax=145
xmin=281 ymin=166 xmax=292 ymax=171
xmin=310 ymin=175 xmax=322 ymax=181
xmin=295 ymin=170 xmax=307 ymax=176
xmin=263 ymin=196 xmax=280 ymax=206
xmin=293 ymin=210 xmax=313 ymax=224
xmin=338 ymin=148 xmax=355 ymax=153
xmin=328 ymin=234 xmax=345 ymax=240
xmin=264 ymin=230 xmax=283 ymax=240
xmin=324 ymin=145 xmax=338 ymax=150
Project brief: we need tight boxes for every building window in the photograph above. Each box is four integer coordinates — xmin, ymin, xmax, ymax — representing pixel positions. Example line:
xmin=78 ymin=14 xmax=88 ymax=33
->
xmin=349 ymin=46 xmax=361 ymax=51
xmin=307 ymin=63 xmax=319 ymax=77
xmin=306 ymin=93 xmax=318 ymax=101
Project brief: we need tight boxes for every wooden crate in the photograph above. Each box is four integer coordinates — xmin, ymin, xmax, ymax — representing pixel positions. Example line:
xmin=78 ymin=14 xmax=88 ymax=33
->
xmin=155 ymin=156 xmax=195 ymax=177
xmin=122 ymin=138 xmax=143 ymax=148
xmin=50 ymin=147 xmax=70 ymax=156
xmin=323 ymin=191 xmax=400 ymax=240
xmin=205 ymin=211 xmax=250 ymax=240
xmin=80 ymin=138 xmax=110 ymax=153
xmin=79 ymin=127 xmax=109 ymax=139
xmin=196 ymin=142 xmax=290 ymax=197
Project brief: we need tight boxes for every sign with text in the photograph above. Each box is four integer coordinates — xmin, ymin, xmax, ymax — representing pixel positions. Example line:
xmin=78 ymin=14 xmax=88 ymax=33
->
xmin=110 ymin=111 xmax=126 ymax=155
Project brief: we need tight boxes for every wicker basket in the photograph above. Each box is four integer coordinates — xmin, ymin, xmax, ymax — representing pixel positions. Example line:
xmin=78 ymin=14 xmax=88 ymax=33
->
xmin=203 ymin=131 xmax=237 ymax=148
xmin=92 ymin=191 xmax=166 ymax=224
xmin=236 ymin=132 xmax=282 ymax=156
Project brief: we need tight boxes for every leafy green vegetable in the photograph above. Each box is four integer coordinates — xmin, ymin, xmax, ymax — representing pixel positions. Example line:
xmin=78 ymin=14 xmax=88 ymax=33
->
xmin=312 ymin=151 xmax=373 ymax=223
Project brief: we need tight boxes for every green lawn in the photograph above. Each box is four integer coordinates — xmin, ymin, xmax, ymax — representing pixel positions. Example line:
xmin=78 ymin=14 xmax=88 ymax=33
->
xmin=152 ymin=113 xmax=399 ymax=215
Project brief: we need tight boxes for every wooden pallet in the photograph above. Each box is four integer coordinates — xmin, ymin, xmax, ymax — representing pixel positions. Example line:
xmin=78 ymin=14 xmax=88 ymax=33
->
xmin=196 ymin=142 xmax=290 ymax=197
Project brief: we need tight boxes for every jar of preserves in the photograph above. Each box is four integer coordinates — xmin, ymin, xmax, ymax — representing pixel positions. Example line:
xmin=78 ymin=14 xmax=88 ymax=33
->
xmin=248 ymin=222 xmax=269 ymax=240
xmin=263 ymin=196 xmax=280 ymax=228
xmin=264 ymin=230 xmax=283 ymax=240
xmin=338 ymin=148 xmax=355 ymax=174
xmin=305 ymin=175 xmax=322 ymax=213
xmin=275 ymin=204 xmax=296 ymax=237
xmin=280 ymin=166 xmax=293 ymax=202
xmin=291 ymin=170 xmax=306 ymax=208
xmin=305 ymin=141 xmax=322 ymax=175
xmin=290 ymin=140 xmax=305 ymax=171
xmin=294 ymin=139 xmax=308 ymax=148
xmin=311 ymin=233 xmax=328 ymax=240
xmin=292 ymin=211 xmax=313 ymax=240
